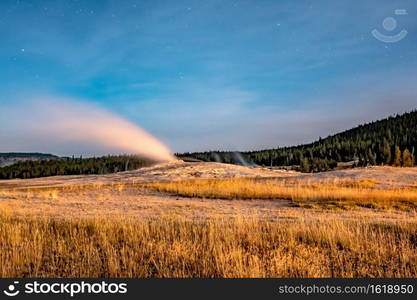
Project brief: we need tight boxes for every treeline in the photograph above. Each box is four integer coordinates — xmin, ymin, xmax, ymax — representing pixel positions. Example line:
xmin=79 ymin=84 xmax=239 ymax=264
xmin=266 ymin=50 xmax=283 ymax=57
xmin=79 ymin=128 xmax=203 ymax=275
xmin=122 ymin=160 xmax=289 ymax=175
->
xmin=178 ymin=110 xmax=417 ymax=172
xmin=0 ymin=152 xmax=58 ymax=159
xmin=0 ymin=155 xmax=154 ymax=179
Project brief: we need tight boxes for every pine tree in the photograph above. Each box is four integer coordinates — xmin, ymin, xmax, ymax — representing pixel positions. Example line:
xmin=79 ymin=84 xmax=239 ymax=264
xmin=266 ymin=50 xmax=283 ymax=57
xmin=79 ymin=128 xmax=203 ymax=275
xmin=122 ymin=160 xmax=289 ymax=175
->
xmin=381 ymin=138 xmax=391 ymax=165
xmin=393 ymin=146 xmax=402 ymax=167
xmin=368 ymin=149 xmax=376 ymax=165
xmin=300 ymin=158 xmax=310 ymax=173
xmin=402 ymin=149 xmax=413 ymax=167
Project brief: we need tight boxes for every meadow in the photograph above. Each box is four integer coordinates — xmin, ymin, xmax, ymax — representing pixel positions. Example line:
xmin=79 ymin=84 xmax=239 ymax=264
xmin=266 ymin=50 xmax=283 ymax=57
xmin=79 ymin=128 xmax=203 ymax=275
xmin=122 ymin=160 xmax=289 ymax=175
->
xmin=0 ymin=163 xmax=416 ymax=278
xmin=0 ymin=212 xmax=416 ymax=278
xmin=144 ymin=177 xmax=417 ymax=210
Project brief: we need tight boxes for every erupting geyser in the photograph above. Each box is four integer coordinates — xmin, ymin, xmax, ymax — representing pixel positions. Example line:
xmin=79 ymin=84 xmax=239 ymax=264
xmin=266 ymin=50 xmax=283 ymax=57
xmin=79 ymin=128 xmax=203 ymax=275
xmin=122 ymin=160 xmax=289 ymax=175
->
xmin=0 ymin=97 xmax=176 ymax=162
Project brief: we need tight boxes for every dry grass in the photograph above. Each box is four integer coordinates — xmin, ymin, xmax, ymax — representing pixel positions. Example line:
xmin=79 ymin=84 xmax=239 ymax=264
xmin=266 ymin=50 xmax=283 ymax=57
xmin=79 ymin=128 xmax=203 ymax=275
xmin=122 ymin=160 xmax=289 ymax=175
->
xmin=144 ymin=178 xmax=417 ymax=211
xmin=0 ymin=211 xmax=416 ymax=278
xmin=1 ymin=173 xmax=417 ymax=278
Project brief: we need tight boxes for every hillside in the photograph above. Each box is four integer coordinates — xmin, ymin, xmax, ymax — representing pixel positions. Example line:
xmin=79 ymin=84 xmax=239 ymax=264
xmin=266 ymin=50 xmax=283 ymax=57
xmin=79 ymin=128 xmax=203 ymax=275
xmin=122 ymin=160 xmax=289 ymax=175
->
xmin=179 ymin=110 xmax=417 ymax=172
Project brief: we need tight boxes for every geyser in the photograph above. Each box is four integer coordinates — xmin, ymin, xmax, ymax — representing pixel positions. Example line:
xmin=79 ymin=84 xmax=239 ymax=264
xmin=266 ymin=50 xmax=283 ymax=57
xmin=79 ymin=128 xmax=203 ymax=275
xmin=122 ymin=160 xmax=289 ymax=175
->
xmin=0 ymin=97 xmax=176 ymax=162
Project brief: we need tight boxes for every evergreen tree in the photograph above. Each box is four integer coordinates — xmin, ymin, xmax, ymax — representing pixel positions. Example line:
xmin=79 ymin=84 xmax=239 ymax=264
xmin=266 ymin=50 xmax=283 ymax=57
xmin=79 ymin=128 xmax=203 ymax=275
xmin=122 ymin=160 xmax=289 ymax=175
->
xmin=393 ymin=146 xmax=402 ymax=167
xmin=380 ymin=138 xmax=391 ymax=165
xmin=402 ymin=149 xmax=413 ymax=167
xmin=368 ymin=149 xmax=376 ymax=165
xmin=300 ymin=158 xmax=310 ymax=172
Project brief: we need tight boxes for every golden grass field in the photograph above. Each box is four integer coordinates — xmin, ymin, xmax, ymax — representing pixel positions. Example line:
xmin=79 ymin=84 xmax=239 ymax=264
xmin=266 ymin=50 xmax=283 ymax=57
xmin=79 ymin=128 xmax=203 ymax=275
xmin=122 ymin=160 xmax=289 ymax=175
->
xmin=145 ymin=177 xmax=417 ymax=210
xmin=0 ymin=214 xmax=416 ymax=278
xmin=0 ymin=162 xmax=416 ymax=278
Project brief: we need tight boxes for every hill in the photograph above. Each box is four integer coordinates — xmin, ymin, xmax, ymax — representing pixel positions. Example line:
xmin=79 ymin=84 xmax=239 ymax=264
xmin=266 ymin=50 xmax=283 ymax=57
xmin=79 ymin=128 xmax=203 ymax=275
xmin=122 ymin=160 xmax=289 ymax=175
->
xmin=178 ymin=110 xmax=417 ymax=172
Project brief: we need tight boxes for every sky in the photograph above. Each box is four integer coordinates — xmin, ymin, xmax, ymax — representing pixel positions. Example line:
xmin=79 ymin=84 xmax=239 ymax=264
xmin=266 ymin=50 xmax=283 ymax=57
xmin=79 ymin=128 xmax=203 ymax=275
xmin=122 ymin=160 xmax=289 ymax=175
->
xmin=0 ymin=0 xmax=417 ymax=155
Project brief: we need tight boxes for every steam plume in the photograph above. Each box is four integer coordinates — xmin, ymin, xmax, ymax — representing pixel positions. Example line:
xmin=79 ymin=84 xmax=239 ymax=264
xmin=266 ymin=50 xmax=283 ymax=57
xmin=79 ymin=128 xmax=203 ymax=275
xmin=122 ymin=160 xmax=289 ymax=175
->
xmin=0 ymin=97 xmax=175 ymax=162
xmin=232 ymin=152 xmax=255 ymax=167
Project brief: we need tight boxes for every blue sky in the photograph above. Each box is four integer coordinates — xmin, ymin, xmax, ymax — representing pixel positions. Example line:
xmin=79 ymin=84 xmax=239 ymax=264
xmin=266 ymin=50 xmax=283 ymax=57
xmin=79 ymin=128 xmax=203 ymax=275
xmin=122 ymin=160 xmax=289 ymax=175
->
xmin=1 ymin=0 xmax=417 ymax=153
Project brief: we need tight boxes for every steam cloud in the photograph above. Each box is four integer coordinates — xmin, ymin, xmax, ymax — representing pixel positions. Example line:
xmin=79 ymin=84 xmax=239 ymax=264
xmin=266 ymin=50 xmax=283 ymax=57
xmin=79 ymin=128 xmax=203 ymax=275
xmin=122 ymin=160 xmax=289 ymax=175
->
xmin=0 ymin=97 xmax=175 ymax=162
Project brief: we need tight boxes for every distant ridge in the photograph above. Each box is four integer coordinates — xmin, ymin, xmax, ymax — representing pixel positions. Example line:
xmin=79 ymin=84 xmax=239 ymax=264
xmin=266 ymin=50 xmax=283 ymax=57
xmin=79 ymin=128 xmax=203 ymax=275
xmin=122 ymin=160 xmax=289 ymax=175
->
xmin=0 ymin=152 xmax=59 ymax=167
xmin=179 ymin=110 xmax=417 ymax=172
xmin=0 ymin=152 xmax=58 ymax=158
xmin=0 ymin=155 xmax=153 ymax=179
